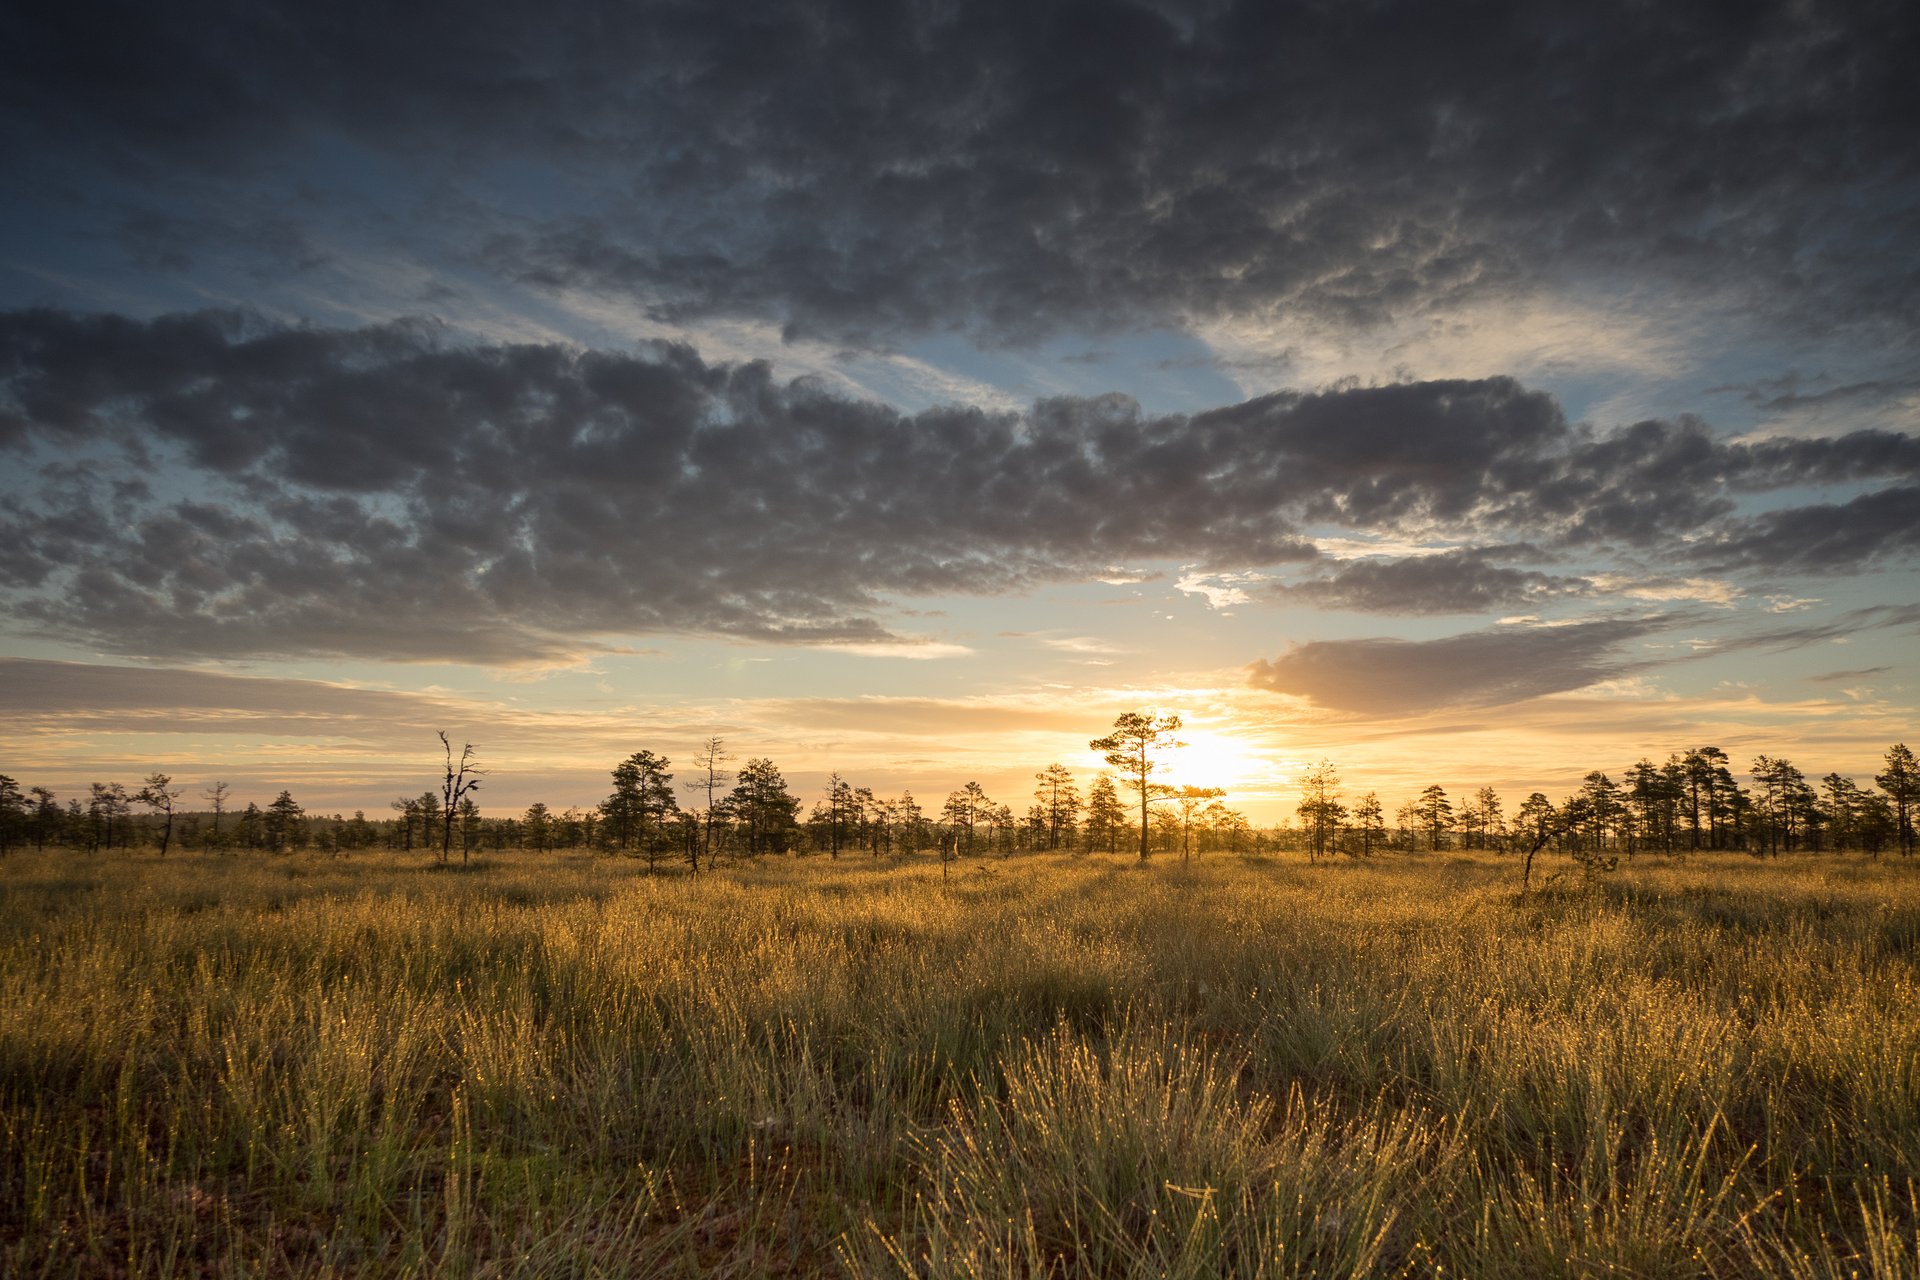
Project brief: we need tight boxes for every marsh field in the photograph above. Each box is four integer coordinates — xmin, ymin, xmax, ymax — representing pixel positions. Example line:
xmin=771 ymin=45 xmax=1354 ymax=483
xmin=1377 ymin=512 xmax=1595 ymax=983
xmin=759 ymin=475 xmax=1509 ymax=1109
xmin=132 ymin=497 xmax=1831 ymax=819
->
xmin=1 ymin=850 xmax=1917 ymax=1278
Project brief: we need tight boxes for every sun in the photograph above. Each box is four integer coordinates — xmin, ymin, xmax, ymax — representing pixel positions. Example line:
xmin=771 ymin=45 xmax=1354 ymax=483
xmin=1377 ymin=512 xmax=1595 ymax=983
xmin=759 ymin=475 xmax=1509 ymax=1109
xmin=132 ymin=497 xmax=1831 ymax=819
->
xmin=1161 ymin=729 xmax=1261 ymax=791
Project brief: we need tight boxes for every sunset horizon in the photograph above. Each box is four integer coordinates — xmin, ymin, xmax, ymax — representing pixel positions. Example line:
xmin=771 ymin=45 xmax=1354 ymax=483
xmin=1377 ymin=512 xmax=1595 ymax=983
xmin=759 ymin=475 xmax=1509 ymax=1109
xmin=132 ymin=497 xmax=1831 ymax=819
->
xmin=6 ymin=2 xmax=1918 ymax=828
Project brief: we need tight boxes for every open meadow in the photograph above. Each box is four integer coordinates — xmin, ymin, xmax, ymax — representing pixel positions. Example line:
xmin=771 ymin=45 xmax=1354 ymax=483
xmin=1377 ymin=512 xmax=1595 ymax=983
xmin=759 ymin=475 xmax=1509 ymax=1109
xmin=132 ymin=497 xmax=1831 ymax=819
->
xmin=2 ymin=848 xmax=1918 ymax=1278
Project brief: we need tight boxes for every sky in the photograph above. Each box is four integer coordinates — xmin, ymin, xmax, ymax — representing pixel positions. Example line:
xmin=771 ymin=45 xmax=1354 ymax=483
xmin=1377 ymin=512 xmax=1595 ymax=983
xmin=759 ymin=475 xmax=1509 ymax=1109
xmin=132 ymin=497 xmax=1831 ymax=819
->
xmin=2 ymin=0 xmax=1917 ymax=823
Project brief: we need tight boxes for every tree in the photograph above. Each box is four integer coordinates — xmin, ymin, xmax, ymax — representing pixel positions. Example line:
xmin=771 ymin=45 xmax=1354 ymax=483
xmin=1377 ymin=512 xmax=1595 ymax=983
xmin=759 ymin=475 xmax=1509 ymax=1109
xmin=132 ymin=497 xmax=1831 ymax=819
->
xmin=603 ymin=751 xmax=677 ymax=861
xmin=0 ymin=776 xmax=24 ymax=856
xmin=1352 ymin=792 xmax=1384 ymax=857
xmin=1514 ymin=793 xmax=1557 ymax=890
xmin=390 ymin=797 xmax=416 ymax=852
xmin=1577 ymin=772 xmax=1621 ymax=854
xmin=1514 ymin=793 xmax=1556 ymax=846
xmin=263 ymin=790 xmax=304 ymax=853
xmin=1877 ymin=743 xmax=1919 ymax=858
xmin=813 ymin=773 xmax=857 ymax=858
xmin=1084 ymin=774 xmax=1126 ymax=853
xmin=1033 ymin=763 xmax=1082 ymax=850
xmin=135 ymin=772 xmax=183 ymax=857
xmin=943 ymin=784 xmax=991 ymax=856
xmin=437 ymin=733 xmax=486 ymax=864
xmin=896 ymin=790 xmax=926 ymax=854
xmin=1089 ymin=711 xmax=1184 ymax=861
xmin=1473 ymin=786 xmax=1504 ymax=852
xmin=457 ymin=797 xmax=482 ymax=859
xmin=237 ymin=801 xmax=262 ymax=851
xmin=988 ymin=802 xmax=1017 ymax=856
xmin=29 ymin=786 xmax=57 ymax=852
xmin=1858 ymin=790 xmax=1897 ymax=856
xmin=1679 ymin=746 xmax=1727 ymax=849
xmin=522 ymin=802 xmax=554 ymax=851
xmin=1624 ymin=759 xmax=1682 ymax=857
xmin=1296 ymin=760 xmax=1345 ymax=863
xmin=860 ymin=788 xmax=890 ymax=855
xmin=1174 ymin=785 xmax=1226 ymax=861
xmin=87 ymin=782 xmax=130 ymax=851
xmin=682 ymin=737 xmax=733 ymax=872
xmin=1821 ymin=774 xmax=1863 ymax=851
xmin=203 ymin=780 xmax=230 ymax=850
xmin=725 ymin=758 xmax=800 ymax=855
xmin=1201 ymin=800 xmax=1251 ymax=854
xmin=1415 ymin=785 xmax=1453 ymax=851
xmin=1751 ymin=755 xmax=1811 ymax=857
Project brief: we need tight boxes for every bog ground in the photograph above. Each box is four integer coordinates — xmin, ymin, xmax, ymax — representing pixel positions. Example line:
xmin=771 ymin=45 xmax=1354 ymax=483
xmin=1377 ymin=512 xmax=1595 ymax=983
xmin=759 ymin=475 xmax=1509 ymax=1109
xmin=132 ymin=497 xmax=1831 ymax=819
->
xmin=2 ymin=849 xmax=1917 ymax=1278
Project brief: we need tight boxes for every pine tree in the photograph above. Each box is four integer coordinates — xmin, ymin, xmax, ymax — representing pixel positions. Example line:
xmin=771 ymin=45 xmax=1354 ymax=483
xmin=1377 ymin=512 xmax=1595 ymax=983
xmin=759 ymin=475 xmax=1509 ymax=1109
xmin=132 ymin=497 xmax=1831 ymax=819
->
xmin=1877 ymin=743 xmax=1918 ymax=857
xmin=1089 ymin=712 xmax=1184 ymax=861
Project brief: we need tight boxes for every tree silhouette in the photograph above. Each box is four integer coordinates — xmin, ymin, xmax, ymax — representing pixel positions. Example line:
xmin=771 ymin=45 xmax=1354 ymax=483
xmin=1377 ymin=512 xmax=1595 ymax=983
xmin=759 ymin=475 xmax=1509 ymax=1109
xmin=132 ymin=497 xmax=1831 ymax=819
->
xmin=1750 ymin=755 xmax=1809 ymax=857
xmin=1352 ymin=792 xmax=1384 ymax=857
xmin=603 ymin=750 xmax=676 ymax=860
xmin=135 ymin=772 xmax=182 ymax=857
xmin=1090 ymin=712 xmax=1184 ymax=861
xmin=1296 ymin=760 xmax=1345 ymax=863
xmin=896 ymin=790 xmax=925 ymax=854
xmin=726 ymin=758 xmax=799 ymax=855
xmin=438 ymin=733 xmax=486 ymax=864
xmin=522 ymin=802 xmax=554 ymax=851
xmin=202 ymin=780 xmax=230 ymax=850
xmin=264 ymin=791 xmax=304 ymax=853
xmin=1173 ymin=785 xmax=1226 ymax=861
xmin=682 ymin=737 xmax=733 ymax=872
xmin=1877 ymin=743 xmax=1918 ymax=857
xmin=1033 ymin=763 xmax=1082 ymax=850
xmin=1084 ymin=774 xmax=1125 ymax=853
xmin=1681 ymin=746 xmax=1732 ymax=849
xmin=1821 ymin=774 xmax=1862 ymax=851
xmin=0 ymin=776 xmax=23 ymax=857
xmin=1577 ymin=772 xmax=1620 ymax=855
xmin=809 ymin=773 xmax=858 ymax=858
xmin=1415 ymin=784 xmax=1453 ymax=851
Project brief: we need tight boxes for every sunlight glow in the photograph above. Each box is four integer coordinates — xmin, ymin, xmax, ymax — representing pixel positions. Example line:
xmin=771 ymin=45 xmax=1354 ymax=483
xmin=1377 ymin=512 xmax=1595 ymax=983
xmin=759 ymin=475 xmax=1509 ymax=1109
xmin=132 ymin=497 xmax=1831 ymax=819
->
xmin=1160 ymin=729 xmax=1264 ymax=792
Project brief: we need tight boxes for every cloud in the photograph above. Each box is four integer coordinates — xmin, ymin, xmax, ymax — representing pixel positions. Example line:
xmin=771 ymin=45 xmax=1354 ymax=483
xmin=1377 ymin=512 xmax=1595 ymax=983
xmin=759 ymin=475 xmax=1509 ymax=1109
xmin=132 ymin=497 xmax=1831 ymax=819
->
xmin=1247 ymin=602 xmax=1920 ymax=715
xmin=1693 ymin=486 xmax=1920 ymax=574
xmin=1246 ymin=616 xmax=1671 ymax=714
xmin=1175 ymin=568 xmax=1264 ymax=610
xmin=3 ymin=1 xmax=1913 ymax=355
xmin=806 ymin=639 xmax=975 ymax=660
xmin=1709 ymin=603 xmax=1920 ymax=656
xmin=0 ymin=657 xmax=461 ymax=727
xmin=2 ymin=309 xmax=1917 ymax=664
xmin=1807 ymin=666 xmax=1891 ymax=684
xmin=1273 ymin=548 xmax=1581 ymax=615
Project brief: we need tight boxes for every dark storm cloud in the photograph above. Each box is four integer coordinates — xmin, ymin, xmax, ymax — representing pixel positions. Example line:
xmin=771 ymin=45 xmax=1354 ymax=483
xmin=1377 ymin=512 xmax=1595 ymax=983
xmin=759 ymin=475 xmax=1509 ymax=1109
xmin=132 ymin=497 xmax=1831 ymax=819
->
xmin=1245 ymin=618 xmax=1670 ymax=715
xmin=1273 ymin=548 xmax=1583 ymax=615
xmin=2 ymin=309 xmax=1916 ymax=663
xmin=1694 ymin=486 xmax=1920 ymax=573
xmin=3 ymin=0 xmax=1914 ymax=346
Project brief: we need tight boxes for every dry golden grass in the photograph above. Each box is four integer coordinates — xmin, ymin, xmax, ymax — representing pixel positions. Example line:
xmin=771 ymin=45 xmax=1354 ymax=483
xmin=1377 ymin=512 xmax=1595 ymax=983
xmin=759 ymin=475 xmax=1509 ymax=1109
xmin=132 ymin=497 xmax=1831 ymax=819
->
xmin=1 ymin=848 xmax=1917 ymax=1276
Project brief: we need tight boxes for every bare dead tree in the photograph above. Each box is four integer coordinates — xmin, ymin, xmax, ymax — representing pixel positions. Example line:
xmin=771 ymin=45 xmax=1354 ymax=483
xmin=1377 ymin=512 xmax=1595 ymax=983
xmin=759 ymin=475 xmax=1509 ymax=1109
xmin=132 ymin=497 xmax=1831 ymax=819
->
xmin=438 ymin=733 xmax=487 ymax=864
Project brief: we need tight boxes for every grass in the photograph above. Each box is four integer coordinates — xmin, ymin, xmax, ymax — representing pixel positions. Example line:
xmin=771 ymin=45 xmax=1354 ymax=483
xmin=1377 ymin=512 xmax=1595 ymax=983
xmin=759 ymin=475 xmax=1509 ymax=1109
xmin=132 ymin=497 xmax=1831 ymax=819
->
xmin=1 ymin=848 xmax=1917 ymax=1277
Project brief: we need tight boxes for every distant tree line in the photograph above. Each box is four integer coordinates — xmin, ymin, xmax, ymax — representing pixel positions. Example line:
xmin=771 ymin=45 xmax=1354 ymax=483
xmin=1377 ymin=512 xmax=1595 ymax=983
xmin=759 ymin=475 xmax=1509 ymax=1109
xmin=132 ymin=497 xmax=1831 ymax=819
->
xmin=1293 ymin=743 xmax=1920 ymax=862
xmin=4 ymin=728 xmax=1914 ymax=867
